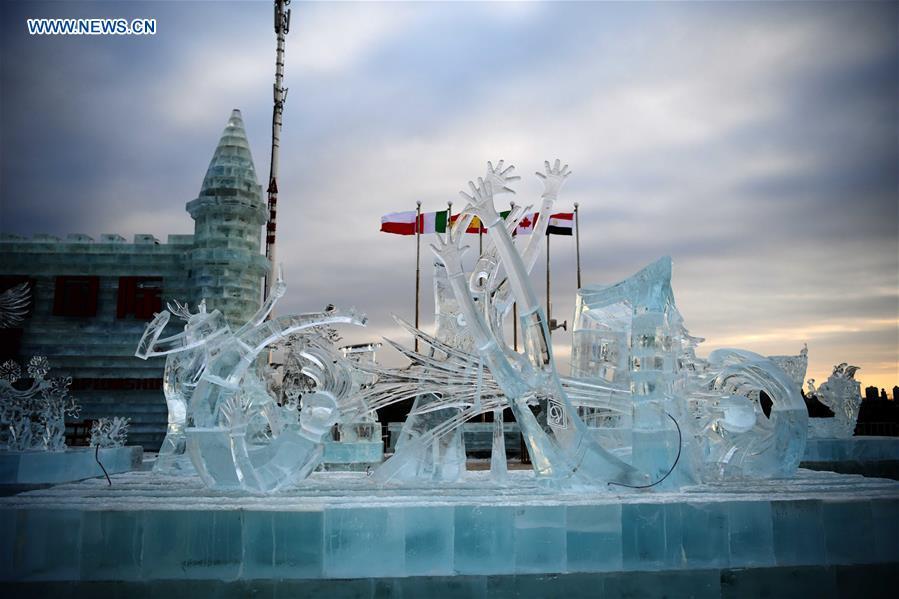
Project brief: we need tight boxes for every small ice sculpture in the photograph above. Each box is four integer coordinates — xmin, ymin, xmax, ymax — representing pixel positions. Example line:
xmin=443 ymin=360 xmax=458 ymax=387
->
xmin=808 ymin=363 xmax=862 ymax=439
xmin=90 ymin=417 xmax=130 ymax=448
xmin=35 ymin=375 xmax=78 ymax=451
xmin=0 ymin=356 xmax=77 ymax=452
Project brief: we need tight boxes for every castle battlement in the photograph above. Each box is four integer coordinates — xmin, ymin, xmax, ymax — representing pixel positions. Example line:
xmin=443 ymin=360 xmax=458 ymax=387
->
xmin=0 ymin=233 xmax=196 ymax=247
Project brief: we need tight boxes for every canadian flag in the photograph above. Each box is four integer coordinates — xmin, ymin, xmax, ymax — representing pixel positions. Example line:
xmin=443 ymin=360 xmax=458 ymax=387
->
xmin=515 ymin=213 xmax=536 ymax=235
xmin=513 ymin=212 xmax=573 ymax=235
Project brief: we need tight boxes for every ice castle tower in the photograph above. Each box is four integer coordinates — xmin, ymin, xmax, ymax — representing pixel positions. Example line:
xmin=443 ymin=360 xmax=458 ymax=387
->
xmin=186 ymin=109 xmax=270 ymax=327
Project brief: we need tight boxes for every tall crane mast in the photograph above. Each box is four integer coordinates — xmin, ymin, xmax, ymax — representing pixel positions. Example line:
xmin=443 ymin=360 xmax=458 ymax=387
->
xmin=264 ymin=0 xmax=290 ymax=301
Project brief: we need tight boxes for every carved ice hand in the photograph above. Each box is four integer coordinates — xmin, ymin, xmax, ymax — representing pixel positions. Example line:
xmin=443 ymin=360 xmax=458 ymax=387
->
xmin=459 ymin=178 xmax=500 ymax=227
xmin=535 ymin=159 xmax=571 ymax=199
xmin=485 ymin=160 xmax=520 ymax=195
xmin=429 ymin=214 xmax=472 ymax=276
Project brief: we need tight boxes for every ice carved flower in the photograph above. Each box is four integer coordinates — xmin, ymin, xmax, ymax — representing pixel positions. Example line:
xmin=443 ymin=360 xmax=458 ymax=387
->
xmin=27 ymin=356 xmax=50 ymax=380
xmin=0 ymin=360 xmax=21 ymax=382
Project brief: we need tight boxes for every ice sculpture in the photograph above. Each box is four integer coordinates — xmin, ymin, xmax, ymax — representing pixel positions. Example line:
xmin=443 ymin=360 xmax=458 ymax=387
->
xmin=89 ymin=416 xmax=130 ymax=448
xmin=367 ymin=160 xmax=807 ymax=488
xmin=270 ymin=332 xmax=383 ymax=470
xmin=573 ymin=257 xmax=808 ymax=481
xmin=768 ymin=344 xmax=809 ymax=390
xmin=131 ymin=158 xmax=810 ymax=494
xmin=374 ymin=169 xmax=647 ymax=487
xmin=135 ymin=272 xmax=366 ymax=492
xmin=808 ymin=363 xmax=862 ymax=438
xmin=398 ymin=160 xmax=567 ymax=482
xmin=0 ymin=356 xmax=78 ymax=451
xmin=0 ymin=282 xmax=30 ymax=328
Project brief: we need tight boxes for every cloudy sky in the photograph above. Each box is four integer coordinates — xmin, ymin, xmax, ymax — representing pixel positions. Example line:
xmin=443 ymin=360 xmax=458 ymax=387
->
xmin=1 ymin=1 xmax=897 ymax=391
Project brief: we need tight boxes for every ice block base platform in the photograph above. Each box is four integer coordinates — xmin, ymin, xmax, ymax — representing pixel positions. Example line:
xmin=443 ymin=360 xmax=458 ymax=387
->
xmin=0 ymin=446 xmax=143 ymax=486
xmin=1 ymin=469 xmax=897 ymax=596
xmin=802 ymin=436 xmax=899 ymax=480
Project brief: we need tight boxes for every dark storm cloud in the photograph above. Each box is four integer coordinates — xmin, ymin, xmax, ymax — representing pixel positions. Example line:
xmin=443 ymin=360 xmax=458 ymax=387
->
xmin=1 ymin=1 xmax=896 ymax=388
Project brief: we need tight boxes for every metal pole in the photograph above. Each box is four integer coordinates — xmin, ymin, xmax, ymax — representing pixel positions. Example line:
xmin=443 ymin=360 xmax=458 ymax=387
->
xmin=574 ymin=202 xmax=581 ymax=289
xmin=510 ymin=201 xmax=518 ymax=352
xmin=264 ymin=0 xmax=291 ymax=302
xmin=546 ymin=232 xmax=551 ymax=327
xmin=513 ymin=303 xmax=518 ymax=351
xmin=414 ymin=201 xmax=422 ymax=352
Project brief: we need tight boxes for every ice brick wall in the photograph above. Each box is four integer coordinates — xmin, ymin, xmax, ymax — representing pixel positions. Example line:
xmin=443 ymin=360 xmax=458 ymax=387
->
xmin=1 ymin=471 xmax=897 ymax=582
xmin=0 ymin=233 xmax=191 ymax=449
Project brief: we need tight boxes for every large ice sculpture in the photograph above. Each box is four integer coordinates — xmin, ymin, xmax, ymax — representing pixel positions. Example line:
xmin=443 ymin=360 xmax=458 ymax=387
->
xmin=136 ymin=273 xmax=366 ymax=492
xmin=132 ymin=158 xmax=810 ymax=494
xmin=808 ymin=363 xmax=862 ymax=439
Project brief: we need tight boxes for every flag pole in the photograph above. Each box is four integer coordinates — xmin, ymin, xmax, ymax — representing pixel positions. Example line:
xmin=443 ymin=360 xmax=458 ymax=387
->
xmin=509 ymin=201 xmax=518 ymax=352
xmin=546 ymin=231 xmax=551 ymax=330
xmin=574 ymin=202 xmax=581 ymax=289
xmin=415 ymin=200 xmax=422 ymax=352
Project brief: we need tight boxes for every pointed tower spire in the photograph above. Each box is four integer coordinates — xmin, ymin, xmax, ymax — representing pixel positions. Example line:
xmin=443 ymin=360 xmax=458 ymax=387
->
xmin=199 ymin=109 xmax=259 ymax=196
xmin=186 ymin=109 xmax=269 ymax=327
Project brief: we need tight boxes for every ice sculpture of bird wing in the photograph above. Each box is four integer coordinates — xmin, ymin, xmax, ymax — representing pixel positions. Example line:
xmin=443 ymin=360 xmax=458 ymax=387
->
xmin=0 ymin=283 xmax=30 ymax=329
